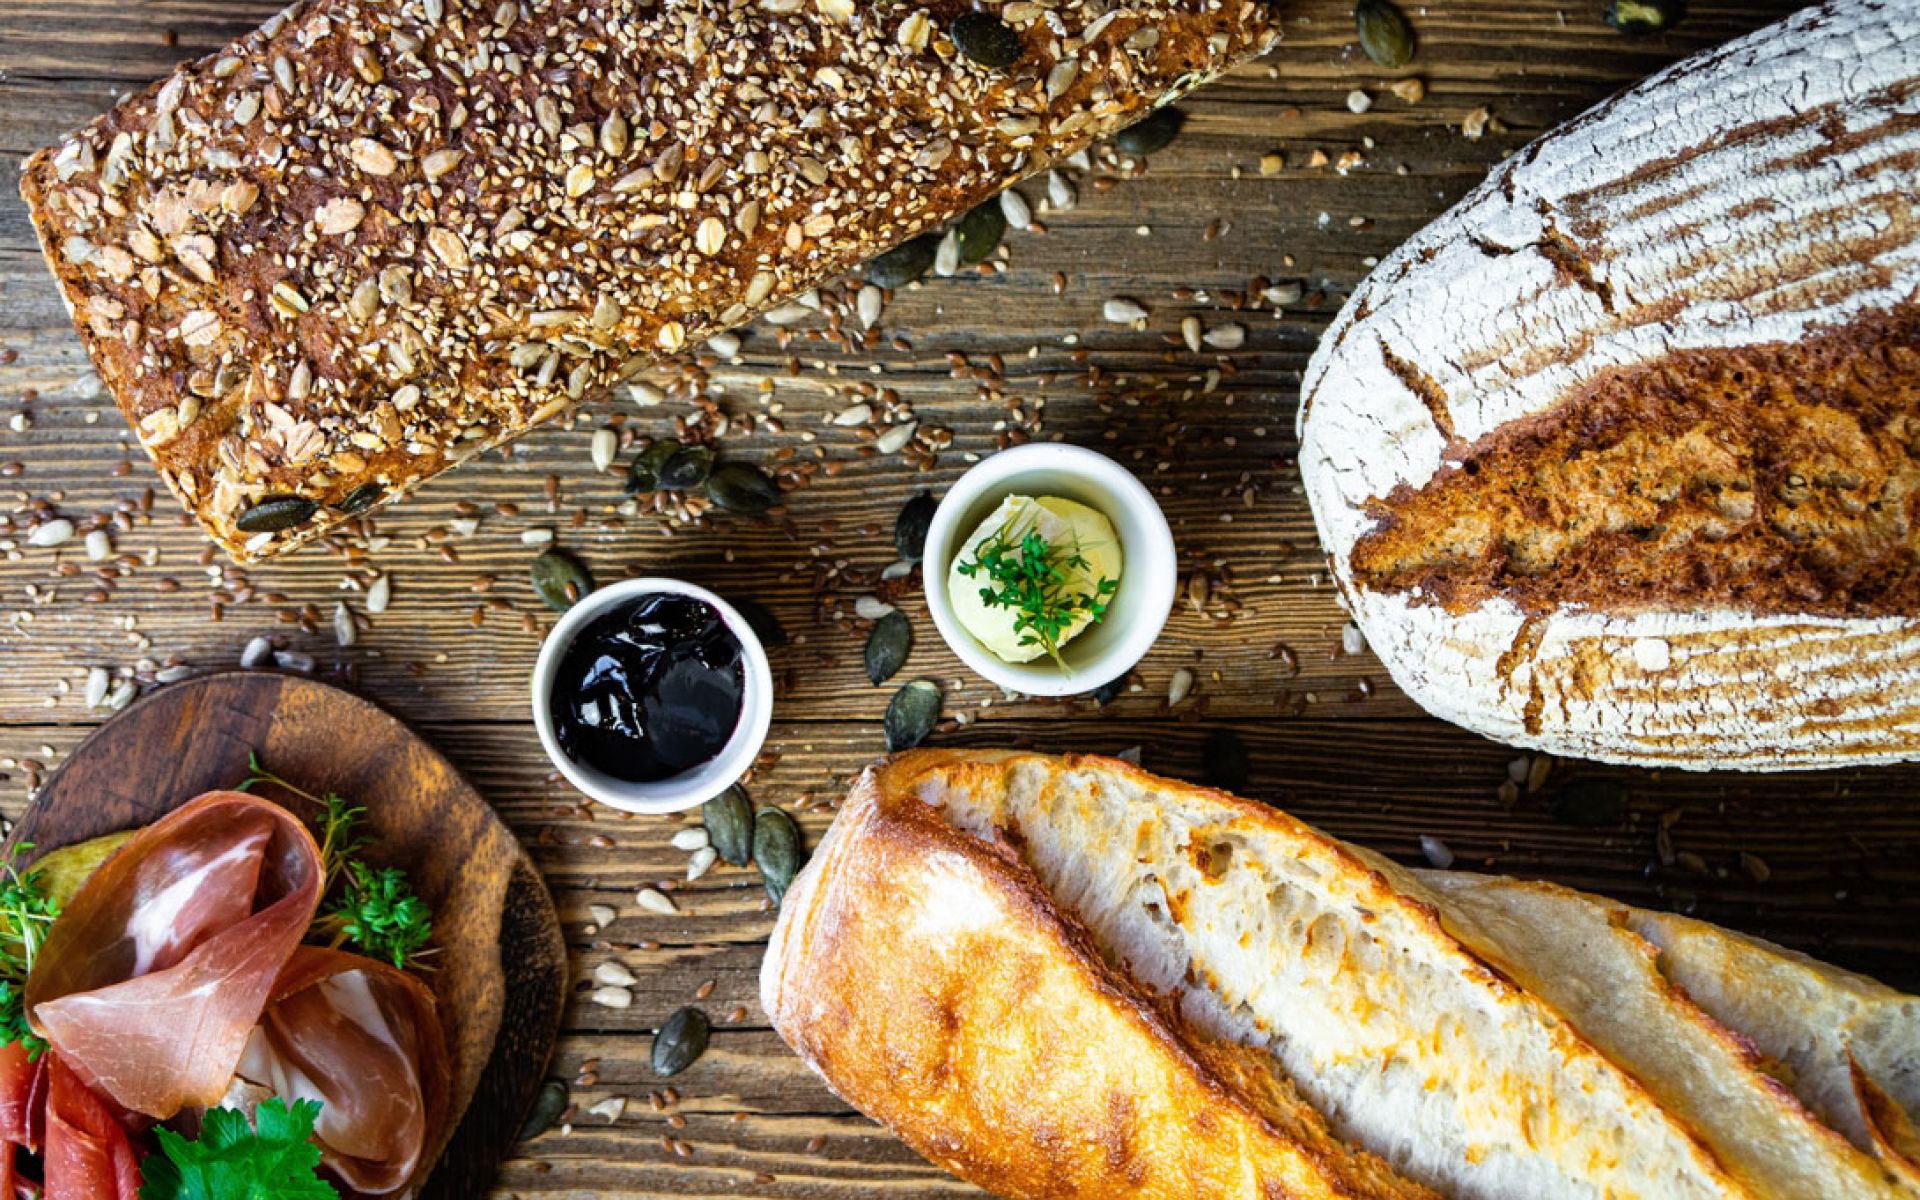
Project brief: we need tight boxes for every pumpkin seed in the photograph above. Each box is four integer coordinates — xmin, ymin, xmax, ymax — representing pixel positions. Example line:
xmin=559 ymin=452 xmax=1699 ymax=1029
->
xmin=651 ymin=1006 xmax=710 ymax=1077
xmin=884 ymin=679 xmax=941 ymax=751
xmin=339 ymin=483 xmax=382 ymax=514
xmin=626 ymin=438 xmax=680 ymax=494
xmin=753 ymin=806 xmax=807 ymax=904
xmin=703 ymin=785 xmax=754 ymax=867
xmin=1114 ymin=106 xmax=1184 ymax=157
xmin=1203 ymin=728 xmax=1250 ymax=792
xmin=865 ymin=234 xmax=939 ymax=289
xmin=235 ymin=495 xmax=316 ymax=533
xmin=864 ymin=610 xmax=912 ymax=686
xmin=517 ymin=1080 xmax=569 ymax=1141
xmin=951 ymin=11 xmax=1022 ymax=69
xmin=658 ymin=444 xmax=714 ymax=491
xmin=953 ymin=202 xmax=1006 ymax=265
xmin=895 ymin=491 xmax=936 ymax=561
xmin=531 ymin=549 xmax=595 ymax=611
xmin=1604 ymin=0 xmax=1678 ymax=34
xmin=706 ymin=461 xmax=780 ymax=514
xmin=1355 ymin=0 xmax=1415 ymax=67
xmin=1089 ymin=673 xmax=1128 ymax=706
xmin=1547 ymin=779 xmax=1629 ymax=828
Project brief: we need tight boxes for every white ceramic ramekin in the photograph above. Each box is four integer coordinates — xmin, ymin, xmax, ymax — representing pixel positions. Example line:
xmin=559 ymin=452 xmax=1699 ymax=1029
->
xmin=532 ymin=577 xmax=773 ymax=814
xmin=923 ymin=443 xmax=1176 ymax=697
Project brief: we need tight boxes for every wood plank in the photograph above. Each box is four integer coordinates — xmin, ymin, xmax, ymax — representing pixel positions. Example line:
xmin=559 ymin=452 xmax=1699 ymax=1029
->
xmin=0 ymin=0 xmax=1892 ymax=1195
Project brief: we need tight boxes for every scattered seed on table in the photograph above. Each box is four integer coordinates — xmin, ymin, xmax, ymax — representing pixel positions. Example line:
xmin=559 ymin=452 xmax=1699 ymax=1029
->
xmin=517 ymin=1081 xmax=569 ymax=1141
xmin=1355 ymin=0 xmax=1416 ymax=67
xmin=753 ymin=806 xmax=807 ymax=905
xmin=652 ymin=1007 xmax=710 ymax=1077
xmin=671 ymin=828 xmax=710 ymax=852
xmin=865 ymin=611 xmax=913 ymax=686
xmin=704 ymin=785 xmax=755 ymax=867
xmin=884 ymin=679 xmax=942 ymax=750
xmin=636 ymin=887 xmax=677 ymax=915
xmin=1168 ymin=667 xmax=1195 ymax=706
xmin=594 ymin=961 xmax=638 ymax=988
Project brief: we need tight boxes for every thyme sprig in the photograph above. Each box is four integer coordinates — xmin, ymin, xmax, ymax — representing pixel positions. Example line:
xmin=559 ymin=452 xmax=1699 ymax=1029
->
xmin=956 ymin=514 xmax=1119 ymax=668
xmin=238 ymin=755 xmax=434 ymax=972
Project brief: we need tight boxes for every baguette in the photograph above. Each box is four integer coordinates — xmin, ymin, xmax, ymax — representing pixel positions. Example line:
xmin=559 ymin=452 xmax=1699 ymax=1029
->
xmin=1412 ymin=871 xmax=1914 ymax=1199
xmin=21 ymin=0 xmax=1277 ymax=562
xmin=1615 ymin=903 xmax=1920 ymax=1184
xmin=766 ymin=750 xmax=1914 ymax=1199
xmin=1296 ymin=0 xmax=1920 ymax=769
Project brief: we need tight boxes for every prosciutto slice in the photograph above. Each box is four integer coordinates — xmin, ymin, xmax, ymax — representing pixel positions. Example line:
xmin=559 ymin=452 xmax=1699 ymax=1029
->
xmin=43 ymin=1055 xmax=140 ymax=1200
xmin=235 ymin=947 xmax=449 ymax=1197
xmin=0 ymin=1043 xmax=46 ymax=1200
xmin=26 ymin=791 xmax=323 ymax=1118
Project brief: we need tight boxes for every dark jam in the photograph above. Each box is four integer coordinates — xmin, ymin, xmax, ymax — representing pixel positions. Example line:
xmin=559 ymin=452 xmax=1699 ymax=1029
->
xmin=550 ymin=593 xmax=745 ymax=783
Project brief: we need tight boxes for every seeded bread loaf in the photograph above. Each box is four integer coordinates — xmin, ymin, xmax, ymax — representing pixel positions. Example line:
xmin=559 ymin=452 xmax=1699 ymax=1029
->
xmin=1296 ymin=0 xmax=1920 ymax=769
xmin=21 ymin=0 xmax=1277 ymax=562
xmin=765 ymin=750 xmax=1920 ymax=1199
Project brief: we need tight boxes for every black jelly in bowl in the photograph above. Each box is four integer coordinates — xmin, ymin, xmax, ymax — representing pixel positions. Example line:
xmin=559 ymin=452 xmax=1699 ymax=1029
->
xmin=548 ymin=592 xmax=746 ymax=784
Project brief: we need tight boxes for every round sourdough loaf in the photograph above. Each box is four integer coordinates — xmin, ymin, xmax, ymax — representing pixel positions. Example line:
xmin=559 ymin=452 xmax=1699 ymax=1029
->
xmin=1299 ymin=0 xmax=1920 ymax=770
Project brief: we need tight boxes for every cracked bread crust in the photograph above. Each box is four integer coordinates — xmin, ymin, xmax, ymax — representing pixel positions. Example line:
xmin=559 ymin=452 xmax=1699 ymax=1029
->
xmin=20 ymin=0 xmax=1278 ymax=562
xmin=1298 ymin=0 xmax=1920 ymax=770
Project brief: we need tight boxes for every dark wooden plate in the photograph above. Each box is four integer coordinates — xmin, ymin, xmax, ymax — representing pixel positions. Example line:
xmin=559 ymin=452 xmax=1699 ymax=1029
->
xmin=3 ymin=669 xmax=566 ymax=1199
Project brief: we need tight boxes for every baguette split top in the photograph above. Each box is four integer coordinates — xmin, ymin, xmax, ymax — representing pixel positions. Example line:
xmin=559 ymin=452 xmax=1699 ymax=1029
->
xmin=764 ymin=749 xmax=1920 ymax=1200
xmin=21 ymin=0 xmax=1278 ymax=561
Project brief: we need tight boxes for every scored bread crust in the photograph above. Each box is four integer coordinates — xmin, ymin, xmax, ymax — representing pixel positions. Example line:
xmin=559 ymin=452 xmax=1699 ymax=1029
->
xmin=766 ymin=750 xmax=1782 ymax=1200
xmin=1296 ymin=0 xmax=1920 ymax=770
xmin=1617 ymin=904 xmax=1920 ymax=1180
xmin=21 ymin=0 xmax=1276 ymax=562
xmin=1412 ymin=872 xmax=1919 ymax=1200
xmin=762 ymin=754 xmax=1435 ymax=1200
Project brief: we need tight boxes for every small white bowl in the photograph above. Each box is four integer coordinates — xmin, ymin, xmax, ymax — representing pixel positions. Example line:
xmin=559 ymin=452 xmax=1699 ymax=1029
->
xmin=924 ymin=443 xmax=1176 ymax=697
xmin=531 ymin=577 xmax=773 ymax=814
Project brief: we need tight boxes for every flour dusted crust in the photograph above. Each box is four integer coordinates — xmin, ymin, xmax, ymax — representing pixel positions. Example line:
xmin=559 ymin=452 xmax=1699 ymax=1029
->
xmin=21 ymin=0 xmax=1277 ymax=562
xmin=1297 ymin=0 xmax=1920 ymax=769
xmin=767 ymin=751 xmax=1764 ymax=1200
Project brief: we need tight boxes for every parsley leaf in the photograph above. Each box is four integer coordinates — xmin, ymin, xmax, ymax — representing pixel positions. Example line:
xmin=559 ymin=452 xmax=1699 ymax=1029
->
xmin=323 ymin=861 xmax=434 ymax=972
xmin=955 ymin=516 xmax=1119 ymax=668
xmin=138 ymin=1098 xmax=338 ymax=1200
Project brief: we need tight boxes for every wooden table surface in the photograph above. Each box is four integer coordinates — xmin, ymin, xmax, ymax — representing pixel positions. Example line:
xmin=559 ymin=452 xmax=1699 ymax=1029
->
xmin=3 ymin=1 xmax=1916 ymax=1196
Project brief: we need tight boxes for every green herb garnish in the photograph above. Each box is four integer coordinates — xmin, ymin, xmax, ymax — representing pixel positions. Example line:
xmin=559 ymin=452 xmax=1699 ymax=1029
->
xmin=237 ymin=755 xmax=368 ymax=894
xmin=238 ymin=756 xmax=432 ymax=971
xmin=0 ymin=846 xmax=60 ymax=1059
xmin=139 ymin=1098 xmax=338 ymax=1200
xmin=318 ymin=862 xmax=434 ymax=972
xmin=955 ymin=516 xmax=1119 ymax=668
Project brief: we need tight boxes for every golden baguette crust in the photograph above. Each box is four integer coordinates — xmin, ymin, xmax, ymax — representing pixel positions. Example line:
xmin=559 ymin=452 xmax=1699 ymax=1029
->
xmin=765 ymin=751 xmax=1771 ymax=1199
xmin=1617 ymin=905 xmax=1920 ymax=1183
xmin=762 ymin=756 xmax=1435 ymax=1200
xmin=1413 ymin=872 xmax=1917 ymax=1200
xmin=21 ymin=0 xmax=1277 ymax=561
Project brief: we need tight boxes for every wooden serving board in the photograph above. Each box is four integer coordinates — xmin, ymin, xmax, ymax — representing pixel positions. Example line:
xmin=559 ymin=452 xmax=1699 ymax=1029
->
xmin=3 ymin=670 xmax=567 ymax=1200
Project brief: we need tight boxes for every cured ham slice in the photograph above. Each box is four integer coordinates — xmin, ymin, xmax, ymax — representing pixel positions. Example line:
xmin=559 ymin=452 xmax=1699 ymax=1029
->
xmin=43 ymin=1055 xmax=140 ymax=1200
xmin=0 ymin=1042 xmax=46 ymax=1151
xmin=0 ymin=1042 xmax=47 ymax=1200
xmin=26 ymin=791 xmax=323 ymax=1118
xmin=235 ymin=947 xmax=449 ymax=1197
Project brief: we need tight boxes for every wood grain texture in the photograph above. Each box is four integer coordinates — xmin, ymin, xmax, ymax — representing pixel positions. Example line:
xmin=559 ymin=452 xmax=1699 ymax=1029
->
xmin=4 ymin=671 xmax=565 ymax=1200
xmin=4 ymin=0 xmax=1918 ymax=1197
